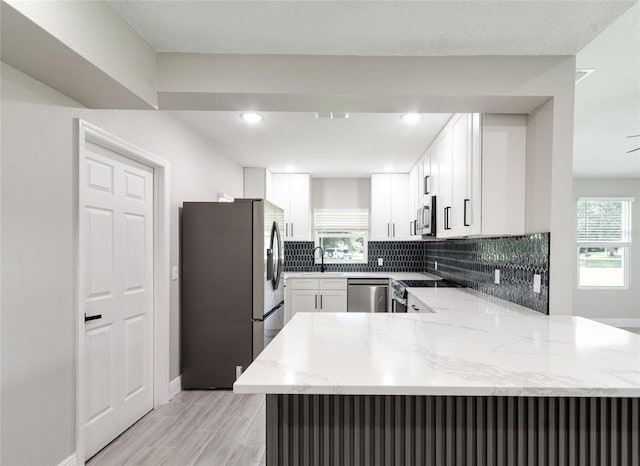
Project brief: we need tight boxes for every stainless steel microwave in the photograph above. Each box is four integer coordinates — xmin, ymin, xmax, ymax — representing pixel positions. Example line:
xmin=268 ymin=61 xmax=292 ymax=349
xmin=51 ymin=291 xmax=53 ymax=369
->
xmin=417 ymin=196 xmax=436 ymax=237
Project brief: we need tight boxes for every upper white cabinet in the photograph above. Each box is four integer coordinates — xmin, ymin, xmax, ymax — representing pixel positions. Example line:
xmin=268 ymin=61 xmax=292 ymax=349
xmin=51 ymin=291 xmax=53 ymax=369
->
xmin=476 ymin=114 xmax=526 ymax=236
xmin=412 ymin=113 xmax=526 ymax=239
xmin=243 ymin=167 xmax=273 ymax=201
xmin=371 ymin=173 xmax=411 ymax=240
xmin=271 ymin=173 xmax=311 ymax=240
xmin=438 ymin=113 xmax=472 ymax=238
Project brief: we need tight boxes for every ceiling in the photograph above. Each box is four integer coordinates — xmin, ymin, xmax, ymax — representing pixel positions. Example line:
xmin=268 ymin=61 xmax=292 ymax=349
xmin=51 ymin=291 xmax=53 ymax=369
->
xmin=109 ymin=1 xmax=631 ymax=56
xmin=104 ymin=1 xmax=639 ymax=178
xmin=173 ymin=112 xmax=452 ymax=177
xmin=573 ymin=3 xmax=640 ymax=177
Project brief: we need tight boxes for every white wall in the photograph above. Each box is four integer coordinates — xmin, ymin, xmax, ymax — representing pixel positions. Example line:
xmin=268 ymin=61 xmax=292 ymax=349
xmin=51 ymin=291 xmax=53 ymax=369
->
xmin=0 ymin=63 xmax=243 ymax=465
xmin=311 ymin=178 xmax=371 ymax=211
xmin=525 ymin=100 xmax=554 ymax=233
xmin=573 ymin=178 xmax=640 ymax=322
xmin=6 ymin=0 xmax=157 ymax=107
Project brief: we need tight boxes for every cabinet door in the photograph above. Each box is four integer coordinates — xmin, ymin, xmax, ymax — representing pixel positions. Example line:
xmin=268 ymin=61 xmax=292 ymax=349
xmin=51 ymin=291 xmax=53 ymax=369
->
xmin=271 ymin=174 xmax=290 ymax=237
xmin=289 ymin=289 xmax=318 ymax=319
xmin=288 ymin=174 xmax=310 ymax=241
xmin=437 ymin=127 xmax=453 ymax=238
xmin=319 ymin=290 xmax=347 ymax=312
xmin=390 ymin=174 xmax=410 ymax=239
xmin=450 ymin=113 xmax=472 ymax=236
xmin=429 ymin=144 xmax=439 ymax=198
xmin=370 ymin=174 xmax=392 ymax=240
xmin=409 ymin=165 xmax=421 ymax=236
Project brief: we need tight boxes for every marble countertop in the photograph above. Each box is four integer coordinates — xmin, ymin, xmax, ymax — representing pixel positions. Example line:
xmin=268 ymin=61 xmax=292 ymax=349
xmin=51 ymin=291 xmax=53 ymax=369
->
xmin=234 ymin=288 xmax=640 ymax=397
xmin=284 ymin=271 xmax=441 ymax=281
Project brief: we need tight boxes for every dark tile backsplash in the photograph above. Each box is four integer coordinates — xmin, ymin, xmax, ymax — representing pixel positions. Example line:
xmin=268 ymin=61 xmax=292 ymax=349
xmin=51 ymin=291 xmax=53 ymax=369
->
xmin=284 ymin=241 xmax=425 ymax=272
xmin=423 ymin=233 xmax=550 ymax=314
xmin=284 ymin=233 xmax=550 ymax=314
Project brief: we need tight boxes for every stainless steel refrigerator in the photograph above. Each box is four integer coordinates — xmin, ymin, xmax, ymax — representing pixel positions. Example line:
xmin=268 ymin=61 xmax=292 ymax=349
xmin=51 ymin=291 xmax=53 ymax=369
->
xmin=181 ymin=199 xmax=285 ymax=389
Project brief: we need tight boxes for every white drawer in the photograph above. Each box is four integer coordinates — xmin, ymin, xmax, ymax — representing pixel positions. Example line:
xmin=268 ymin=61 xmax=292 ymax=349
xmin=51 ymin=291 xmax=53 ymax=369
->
xmin=407 ymin=294 xmax=434 ymax=313
xmin=289 ymin=279 xmax=319 ymax=290
xmin=319 ymin=279 xmax=347 ymax=290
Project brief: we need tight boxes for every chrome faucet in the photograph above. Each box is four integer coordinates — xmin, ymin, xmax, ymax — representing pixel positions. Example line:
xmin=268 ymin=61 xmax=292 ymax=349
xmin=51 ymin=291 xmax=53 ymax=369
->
xmin=312 ymin=246 xmax=325 ymax=273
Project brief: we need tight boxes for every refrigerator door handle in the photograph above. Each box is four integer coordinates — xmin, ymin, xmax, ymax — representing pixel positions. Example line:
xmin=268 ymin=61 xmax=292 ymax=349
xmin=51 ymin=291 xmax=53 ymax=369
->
xmin=266 ymin=248 xmax=274 ymax=281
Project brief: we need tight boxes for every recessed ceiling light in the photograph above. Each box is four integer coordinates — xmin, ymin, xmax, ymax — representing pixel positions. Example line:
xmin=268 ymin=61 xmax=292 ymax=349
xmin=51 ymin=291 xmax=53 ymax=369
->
xmin=286 ymin=165 xmax=295 ymax=173
xmin=402 ymin=113 xmax=422 ymax=124
xmin=240 ymin=112 xmax=263 ymax=124
xmin=384 ymin=166 xmax=394 ymax=172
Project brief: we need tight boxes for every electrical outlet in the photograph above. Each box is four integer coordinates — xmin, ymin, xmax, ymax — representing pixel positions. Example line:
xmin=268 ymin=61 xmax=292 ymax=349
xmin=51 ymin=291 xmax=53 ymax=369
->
xmin=235 ymin=366 xmax=243 ymax=380
xmin=172 ymin=265 xmax=179 ymax=281
xmin=533 ymin=274 xmax=541 ymax=293
xmin=378 ymin=258 xmax=384 ymax=266
xmin=434 ymin=261 xmax=438 ymax=270
xmin=494 ymin=269 xmax=500 ymax=285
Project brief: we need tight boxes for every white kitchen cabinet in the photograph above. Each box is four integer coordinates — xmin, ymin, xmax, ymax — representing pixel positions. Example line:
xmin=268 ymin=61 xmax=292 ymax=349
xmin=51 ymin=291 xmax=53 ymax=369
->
xmin=390 ymin=174 xmax=410 ymax=239
xmin=370 ymin=173 xmax=411 ymax=240
xmin=318 ymin=290 xmax=348 ymax=312
xmin=472 ymin=114 xmax=526 ymax=236
xmin=408 ymin=164 xmax=418 ymax=236
xmin=370 ymin=173 xmax=392 ymax=239
xmin=289 ymin=290 xmax=318 ymax=317
xmin=407 ymin=293 xmax=432 ymax=313
xmin=426 ymin=113 xmax=526 ymax=239
xmin=447 ymin=113 xmax=473 ymax=237
xmin=436 ymin=126 xmax=453 ymax=237
xmin=271 ymin=173 xmax=311 ymax=240
xmin=286 ymin=278 xmax=347 ymax=322
xmin=243 ymin=167 xmax=273 ymax=201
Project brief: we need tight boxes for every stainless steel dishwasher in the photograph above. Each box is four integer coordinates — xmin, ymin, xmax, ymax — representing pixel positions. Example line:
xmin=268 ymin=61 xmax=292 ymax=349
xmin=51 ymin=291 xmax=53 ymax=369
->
xmin=347 ymin=278 xmax=389 ymax=312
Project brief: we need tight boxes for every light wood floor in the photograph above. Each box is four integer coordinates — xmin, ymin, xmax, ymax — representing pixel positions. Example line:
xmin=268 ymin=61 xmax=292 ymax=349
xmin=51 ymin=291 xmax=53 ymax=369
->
xmin=88 ymin=391 xmax=266 ymax=466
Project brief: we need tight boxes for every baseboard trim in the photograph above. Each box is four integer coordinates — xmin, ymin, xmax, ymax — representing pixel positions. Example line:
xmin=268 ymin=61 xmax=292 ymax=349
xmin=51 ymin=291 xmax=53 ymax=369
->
xmin=58 ymin=453 xmax=78 ymax=466
xmin=169 ymin=375 xmax=182 ymax=399
xmin=593 ymin=318 xmax=640 ymax=328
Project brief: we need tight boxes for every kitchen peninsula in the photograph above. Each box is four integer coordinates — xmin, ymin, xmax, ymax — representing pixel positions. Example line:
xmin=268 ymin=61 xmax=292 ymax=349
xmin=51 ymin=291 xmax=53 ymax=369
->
xmin=235 ymin=289 xmax=640 ymax=465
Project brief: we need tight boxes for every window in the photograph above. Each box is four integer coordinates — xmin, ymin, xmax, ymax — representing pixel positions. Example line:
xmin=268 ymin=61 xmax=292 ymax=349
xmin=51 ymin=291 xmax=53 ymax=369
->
xmin=314 ymin=209 xmax=368 ymax=264
xmin=577 ymin=198 xmax=633 ymax=288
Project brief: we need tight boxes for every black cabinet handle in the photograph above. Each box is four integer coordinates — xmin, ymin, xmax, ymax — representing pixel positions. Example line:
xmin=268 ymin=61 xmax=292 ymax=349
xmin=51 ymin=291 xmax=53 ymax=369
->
xmin=464 ymin=199 xmax=470 ymax=226
xmin=393 ymin=223 xmax=396 ymax=237
xmin=315 ymin=294 xmax=318 ymax=310
xmin=424 ymin=175 xmax=430 ymax=195
xmin=320 ymin=294 xmax=323 ymax=309
xmin=84 ymin=313 xmax=102 ymax=322
xmin=444 ymin=207 xmax=452 ymax=230
xmin=291 ymin=223 xmax=294 ymax=237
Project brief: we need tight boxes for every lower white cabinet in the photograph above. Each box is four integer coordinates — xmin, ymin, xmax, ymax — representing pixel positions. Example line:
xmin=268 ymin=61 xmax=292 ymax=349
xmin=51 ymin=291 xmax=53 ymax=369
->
xmin=317 ymin=290 xmax=348 ymax=312
xmin=289 ymin=289 xmax=318 ymax=315
xmin=285 ymin=278 xmax=348 ymax=322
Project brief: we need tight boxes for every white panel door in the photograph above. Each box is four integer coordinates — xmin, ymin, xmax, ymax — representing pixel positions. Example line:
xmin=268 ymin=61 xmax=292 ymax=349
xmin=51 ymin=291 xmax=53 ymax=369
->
xmin=370 ymin=174 xmax=392 ymax=240
xmin=289 ymin=174 xmax=310 ymax=241
xmin=82 ymin=142 xmax=154 ymax=459
xmin=319 ymin=291 xmax=348 ymax=312
xmin=390 ymin=174 xmax=410 ymax=239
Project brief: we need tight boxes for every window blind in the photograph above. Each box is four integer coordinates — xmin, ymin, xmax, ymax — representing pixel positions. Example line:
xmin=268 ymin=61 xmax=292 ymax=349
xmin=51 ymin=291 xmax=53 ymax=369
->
xmin=314 ymin=209 xmax=369 ymax=231
xmin=577 ymin=199 xmax=632 ymax=244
